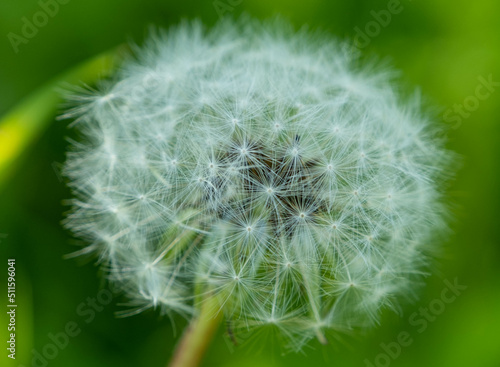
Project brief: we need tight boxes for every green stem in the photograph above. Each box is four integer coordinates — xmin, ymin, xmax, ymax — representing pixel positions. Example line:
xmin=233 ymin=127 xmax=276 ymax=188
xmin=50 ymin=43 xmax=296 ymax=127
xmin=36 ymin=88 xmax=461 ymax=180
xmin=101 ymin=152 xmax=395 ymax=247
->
xmin=168 ymin=296 xmax=222 ymax=367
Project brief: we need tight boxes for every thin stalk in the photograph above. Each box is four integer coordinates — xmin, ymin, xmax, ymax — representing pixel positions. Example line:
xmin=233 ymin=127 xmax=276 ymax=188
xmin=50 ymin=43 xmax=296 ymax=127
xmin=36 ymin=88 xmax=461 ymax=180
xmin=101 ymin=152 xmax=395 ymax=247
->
xmin=169 ymin=296 xmax=222 ymax=367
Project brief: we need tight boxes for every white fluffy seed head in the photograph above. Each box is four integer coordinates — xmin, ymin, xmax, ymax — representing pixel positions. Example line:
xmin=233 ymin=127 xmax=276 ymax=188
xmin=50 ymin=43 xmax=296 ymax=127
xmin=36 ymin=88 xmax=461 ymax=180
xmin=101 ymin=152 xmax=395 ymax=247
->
xmin=63 ymin=18 xmax=453 ymax=350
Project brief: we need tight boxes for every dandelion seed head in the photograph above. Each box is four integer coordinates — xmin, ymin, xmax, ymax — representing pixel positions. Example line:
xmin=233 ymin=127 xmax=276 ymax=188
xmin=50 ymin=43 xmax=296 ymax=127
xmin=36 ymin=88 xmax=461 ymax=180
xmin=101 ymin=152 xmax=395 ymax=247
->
xmin=63 ymin=18 xmax=453 ymax=350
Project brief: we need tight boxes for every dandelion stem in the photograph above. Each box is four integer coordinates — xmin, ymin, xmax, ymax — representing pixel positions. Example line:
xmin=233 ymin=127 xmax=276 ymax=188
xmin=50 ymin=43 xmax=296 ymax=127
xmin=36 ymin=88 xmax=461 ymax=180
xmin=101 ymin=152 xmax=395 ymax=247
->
xmin=168 ymin=295 xmax=222 ymax=367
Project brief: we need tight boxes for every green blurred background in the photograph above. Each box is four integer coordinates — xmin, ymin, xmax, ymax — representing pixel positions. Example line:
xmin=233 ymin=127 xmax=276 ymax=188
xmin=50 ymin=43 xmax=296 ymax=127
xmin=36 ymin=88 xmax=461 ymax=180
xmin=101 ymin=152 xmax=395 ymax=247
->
xmin=1 ymin=0 xmax=499 ymax=366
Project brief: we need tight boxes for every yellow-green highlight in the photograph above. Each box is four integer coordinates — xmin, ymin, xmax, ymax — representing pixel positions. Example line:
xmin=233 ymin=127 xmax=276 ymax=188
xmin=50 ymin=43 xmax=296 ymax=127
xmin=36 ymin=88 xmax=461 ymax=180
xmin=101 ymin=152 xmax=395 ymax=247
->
xmin=0 ymin=47 xmax=124 ymax=189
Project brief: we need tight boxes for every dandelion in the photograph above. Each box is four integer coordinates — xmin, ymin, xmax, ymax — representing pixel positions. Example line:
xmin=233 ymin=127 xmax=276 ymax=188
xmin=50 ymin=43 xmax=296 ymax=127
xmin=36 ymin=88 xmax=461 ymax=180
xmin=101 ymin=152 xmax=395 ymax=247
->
xmin=63 ymin=18 xmax=453 ymax=367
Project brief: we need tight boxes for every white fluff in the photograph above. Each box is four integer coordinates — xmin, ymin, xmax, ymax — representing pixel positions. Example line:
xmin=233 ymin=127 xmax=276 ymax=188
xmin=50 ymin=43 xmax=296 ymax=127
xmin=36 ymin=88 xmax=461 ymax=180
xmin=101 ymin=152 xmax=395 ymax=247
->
xmin=63 ymin=18 xmax=452 ymax=349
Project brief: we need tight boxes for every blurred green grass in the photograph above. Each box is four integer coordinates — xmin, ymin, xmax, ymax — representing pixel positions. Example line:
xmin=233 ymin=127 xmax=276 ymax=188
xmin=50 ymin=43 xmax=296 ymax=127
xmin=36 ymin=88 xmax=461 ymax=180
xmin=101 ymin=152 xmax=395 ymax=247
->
xmin=1 ymin=1 xmax=499 ymax=366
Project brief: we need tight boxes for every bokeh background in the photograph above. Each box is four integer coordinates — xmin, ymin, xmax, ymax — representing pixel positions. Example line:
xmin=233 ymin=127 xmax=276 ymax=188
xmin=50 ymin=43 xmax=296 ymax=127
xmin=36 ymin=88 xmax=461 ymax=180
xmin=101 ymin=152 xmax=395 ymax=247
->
xmin=1 ymin=0 xmax=499 ymax=366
